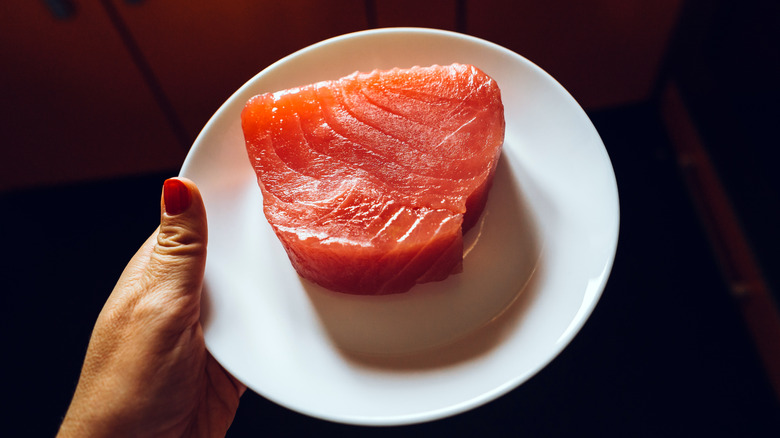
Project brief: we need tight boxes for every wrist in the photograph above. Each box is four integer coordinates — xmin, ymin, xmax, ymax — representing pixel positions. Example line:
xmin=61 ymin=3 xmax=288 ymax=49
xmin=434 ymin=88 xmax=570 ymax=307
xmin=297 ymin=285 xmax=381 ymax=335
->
xmin=57 ymin=397 xmax=132 ymax=438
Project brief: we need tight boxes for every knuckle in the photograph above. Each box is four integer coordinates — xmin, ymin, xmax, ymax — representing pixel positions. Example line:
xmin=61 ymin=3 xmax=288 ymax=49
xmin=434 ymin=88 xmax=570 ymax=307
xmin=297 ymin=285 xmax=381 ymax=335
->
xmin=155 ymin=223 xmax=206 ymax=258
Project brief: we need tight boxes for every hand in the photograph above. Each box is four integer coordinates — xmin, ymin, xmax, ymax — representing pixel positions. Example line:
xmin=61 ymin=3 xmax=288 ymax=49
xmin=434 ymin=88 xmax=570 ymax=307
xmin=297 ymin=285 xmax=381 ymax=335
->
xmin=58 ymin=178 xmax=245 ymax=438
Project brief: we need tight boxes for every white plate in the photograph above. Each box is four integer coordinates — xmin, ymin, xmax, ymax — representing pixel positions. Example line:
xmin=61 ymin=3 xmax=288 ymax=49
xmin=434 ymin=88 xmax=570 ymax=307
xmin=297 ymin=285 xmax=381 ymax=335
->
xmin=181 ymin=28 xmax=619 ymax=426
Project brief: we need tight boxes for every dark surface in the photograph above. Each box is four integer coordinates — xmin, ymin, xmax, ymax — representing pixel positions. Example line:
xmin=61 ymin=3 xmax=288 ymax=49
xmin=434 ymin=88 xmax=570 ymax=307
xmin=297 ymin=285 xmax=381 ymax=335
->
xmin=2 ymin=102 xmax=779 ymax=436
xmin=663 ymin=0 xmax=780 ymax=299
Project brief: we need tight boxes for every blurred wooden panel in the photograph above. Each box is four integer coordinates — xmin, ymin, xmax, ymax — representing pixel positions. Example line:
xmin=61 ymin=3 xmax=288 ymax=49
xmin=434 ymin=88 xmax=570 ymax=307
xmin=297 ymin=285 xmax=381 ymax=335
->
xmin=467 ymin=0 xmax=682 ymax=109
xmin=114 ymin=0 xmax=368 ymax=142
xmin=374 ymin=0 xmax=457 ymax=30
xmin=0 ymin=1 xmax=184 ymax=191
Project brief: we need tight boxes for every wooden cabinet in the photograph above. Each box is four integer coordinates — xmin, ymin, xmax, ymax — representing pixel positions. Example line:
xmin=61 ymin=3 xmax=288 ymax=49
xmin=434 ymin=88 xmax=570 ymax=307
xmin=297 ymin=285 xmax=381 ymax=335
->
xmin=374 ymin=0 xmax=458 ymax=30
xmin=1 ymin=0 xmax=682 ymax=191
xmin=0 ymin=1 xmax=185 ymax=191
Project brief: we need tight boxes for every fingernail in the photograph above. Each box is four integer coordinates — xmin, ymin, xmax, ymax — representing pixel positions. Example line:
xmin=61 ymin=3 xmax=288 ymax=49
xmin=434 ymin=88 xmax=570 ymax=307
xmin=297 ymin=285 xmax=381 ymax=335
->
xmin=163 ymin=178 xmax=191 ymax=215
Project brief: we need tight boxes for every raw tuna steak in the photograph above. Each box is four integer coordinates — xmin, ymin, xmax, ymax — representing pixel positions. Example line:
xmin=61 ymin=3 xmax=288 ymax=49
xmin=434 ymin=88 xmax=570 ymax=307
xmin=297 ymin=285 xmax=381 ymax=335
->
xmin=242 ymin=63 xmax=504 ymax=294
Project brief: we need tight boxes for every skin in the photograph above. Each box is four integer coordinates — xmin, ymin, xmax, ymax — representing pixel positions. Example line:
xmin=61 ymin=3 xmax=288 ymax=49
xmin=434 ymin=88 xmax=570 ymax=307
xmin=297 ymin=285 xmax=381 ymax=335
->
xmin=58 ymin=178 xmax=245 ymax=438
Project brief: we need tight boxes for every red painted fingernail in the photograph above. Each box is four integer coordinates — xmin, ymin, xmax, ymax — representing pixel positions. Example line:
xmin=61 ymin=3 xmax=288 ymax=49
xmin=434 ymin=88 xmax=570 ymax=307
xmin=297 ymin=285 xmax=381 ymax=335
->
xmin=163 ymin=178 xmax=191 ymax=215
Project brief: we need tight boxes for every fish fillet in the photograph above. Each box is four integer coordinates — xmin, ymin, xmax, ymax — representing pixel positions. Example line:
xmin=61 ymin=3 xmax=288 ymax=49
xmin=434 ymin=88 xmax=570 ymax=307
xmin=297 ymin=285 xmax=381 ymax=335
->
xmin=242 ymin=63 xmax=505 ymax=294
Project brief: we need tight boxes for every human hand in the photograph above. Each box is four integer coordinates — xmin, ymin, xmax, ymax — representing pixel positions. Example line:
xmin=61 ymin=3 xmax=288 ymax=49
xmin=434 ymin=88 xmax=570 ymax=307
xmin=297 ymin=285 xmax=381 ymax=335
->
xmin=58 ymin=178 xmax=245 ymax=438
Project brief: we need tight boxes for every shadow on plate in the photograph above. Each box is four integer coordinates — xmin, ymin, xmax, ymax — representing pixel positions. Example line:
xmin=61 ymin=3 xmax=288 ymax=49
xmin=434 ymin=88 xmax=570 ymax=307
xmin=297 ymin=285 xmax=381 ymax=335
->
xmin=302 ymin=154 xmax=544 ymax=369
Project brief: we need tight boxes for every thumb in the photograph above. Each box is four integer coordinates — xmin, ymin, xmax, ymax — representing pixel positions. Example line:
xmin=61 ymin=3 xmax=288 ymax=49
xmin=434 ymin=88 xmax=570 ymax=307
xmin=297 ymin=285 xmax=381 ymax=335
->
xmin=146 ymin=177 xmax=208 ymax=301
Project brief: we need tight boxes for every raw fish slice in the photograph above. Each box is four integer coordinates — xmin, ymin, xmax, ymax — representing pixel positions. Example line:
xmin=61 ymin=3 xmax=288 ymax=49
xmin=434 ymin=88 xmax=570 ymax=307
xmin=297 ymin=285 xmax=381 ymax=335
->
xmin=242 ymin=63 xmax=504 ymax=294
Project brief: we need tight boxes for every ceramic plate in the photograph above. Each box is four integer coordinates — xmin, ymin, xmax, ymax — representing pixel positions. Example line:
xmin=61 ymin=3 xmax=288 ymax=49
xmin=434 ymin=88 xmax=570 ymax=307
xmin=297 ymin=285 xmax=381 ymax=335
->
xmin=180 ymin=28 xmax=619 ymax=426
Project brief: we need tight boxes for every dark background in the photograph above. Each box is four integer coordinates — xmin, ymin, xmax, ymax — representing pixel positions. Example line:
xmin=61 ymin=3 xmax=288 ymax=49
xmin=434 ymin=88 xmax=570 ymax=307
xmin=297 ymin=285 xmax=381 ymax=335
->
xmin=2 ymin=0 xmax=778 ymax=436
